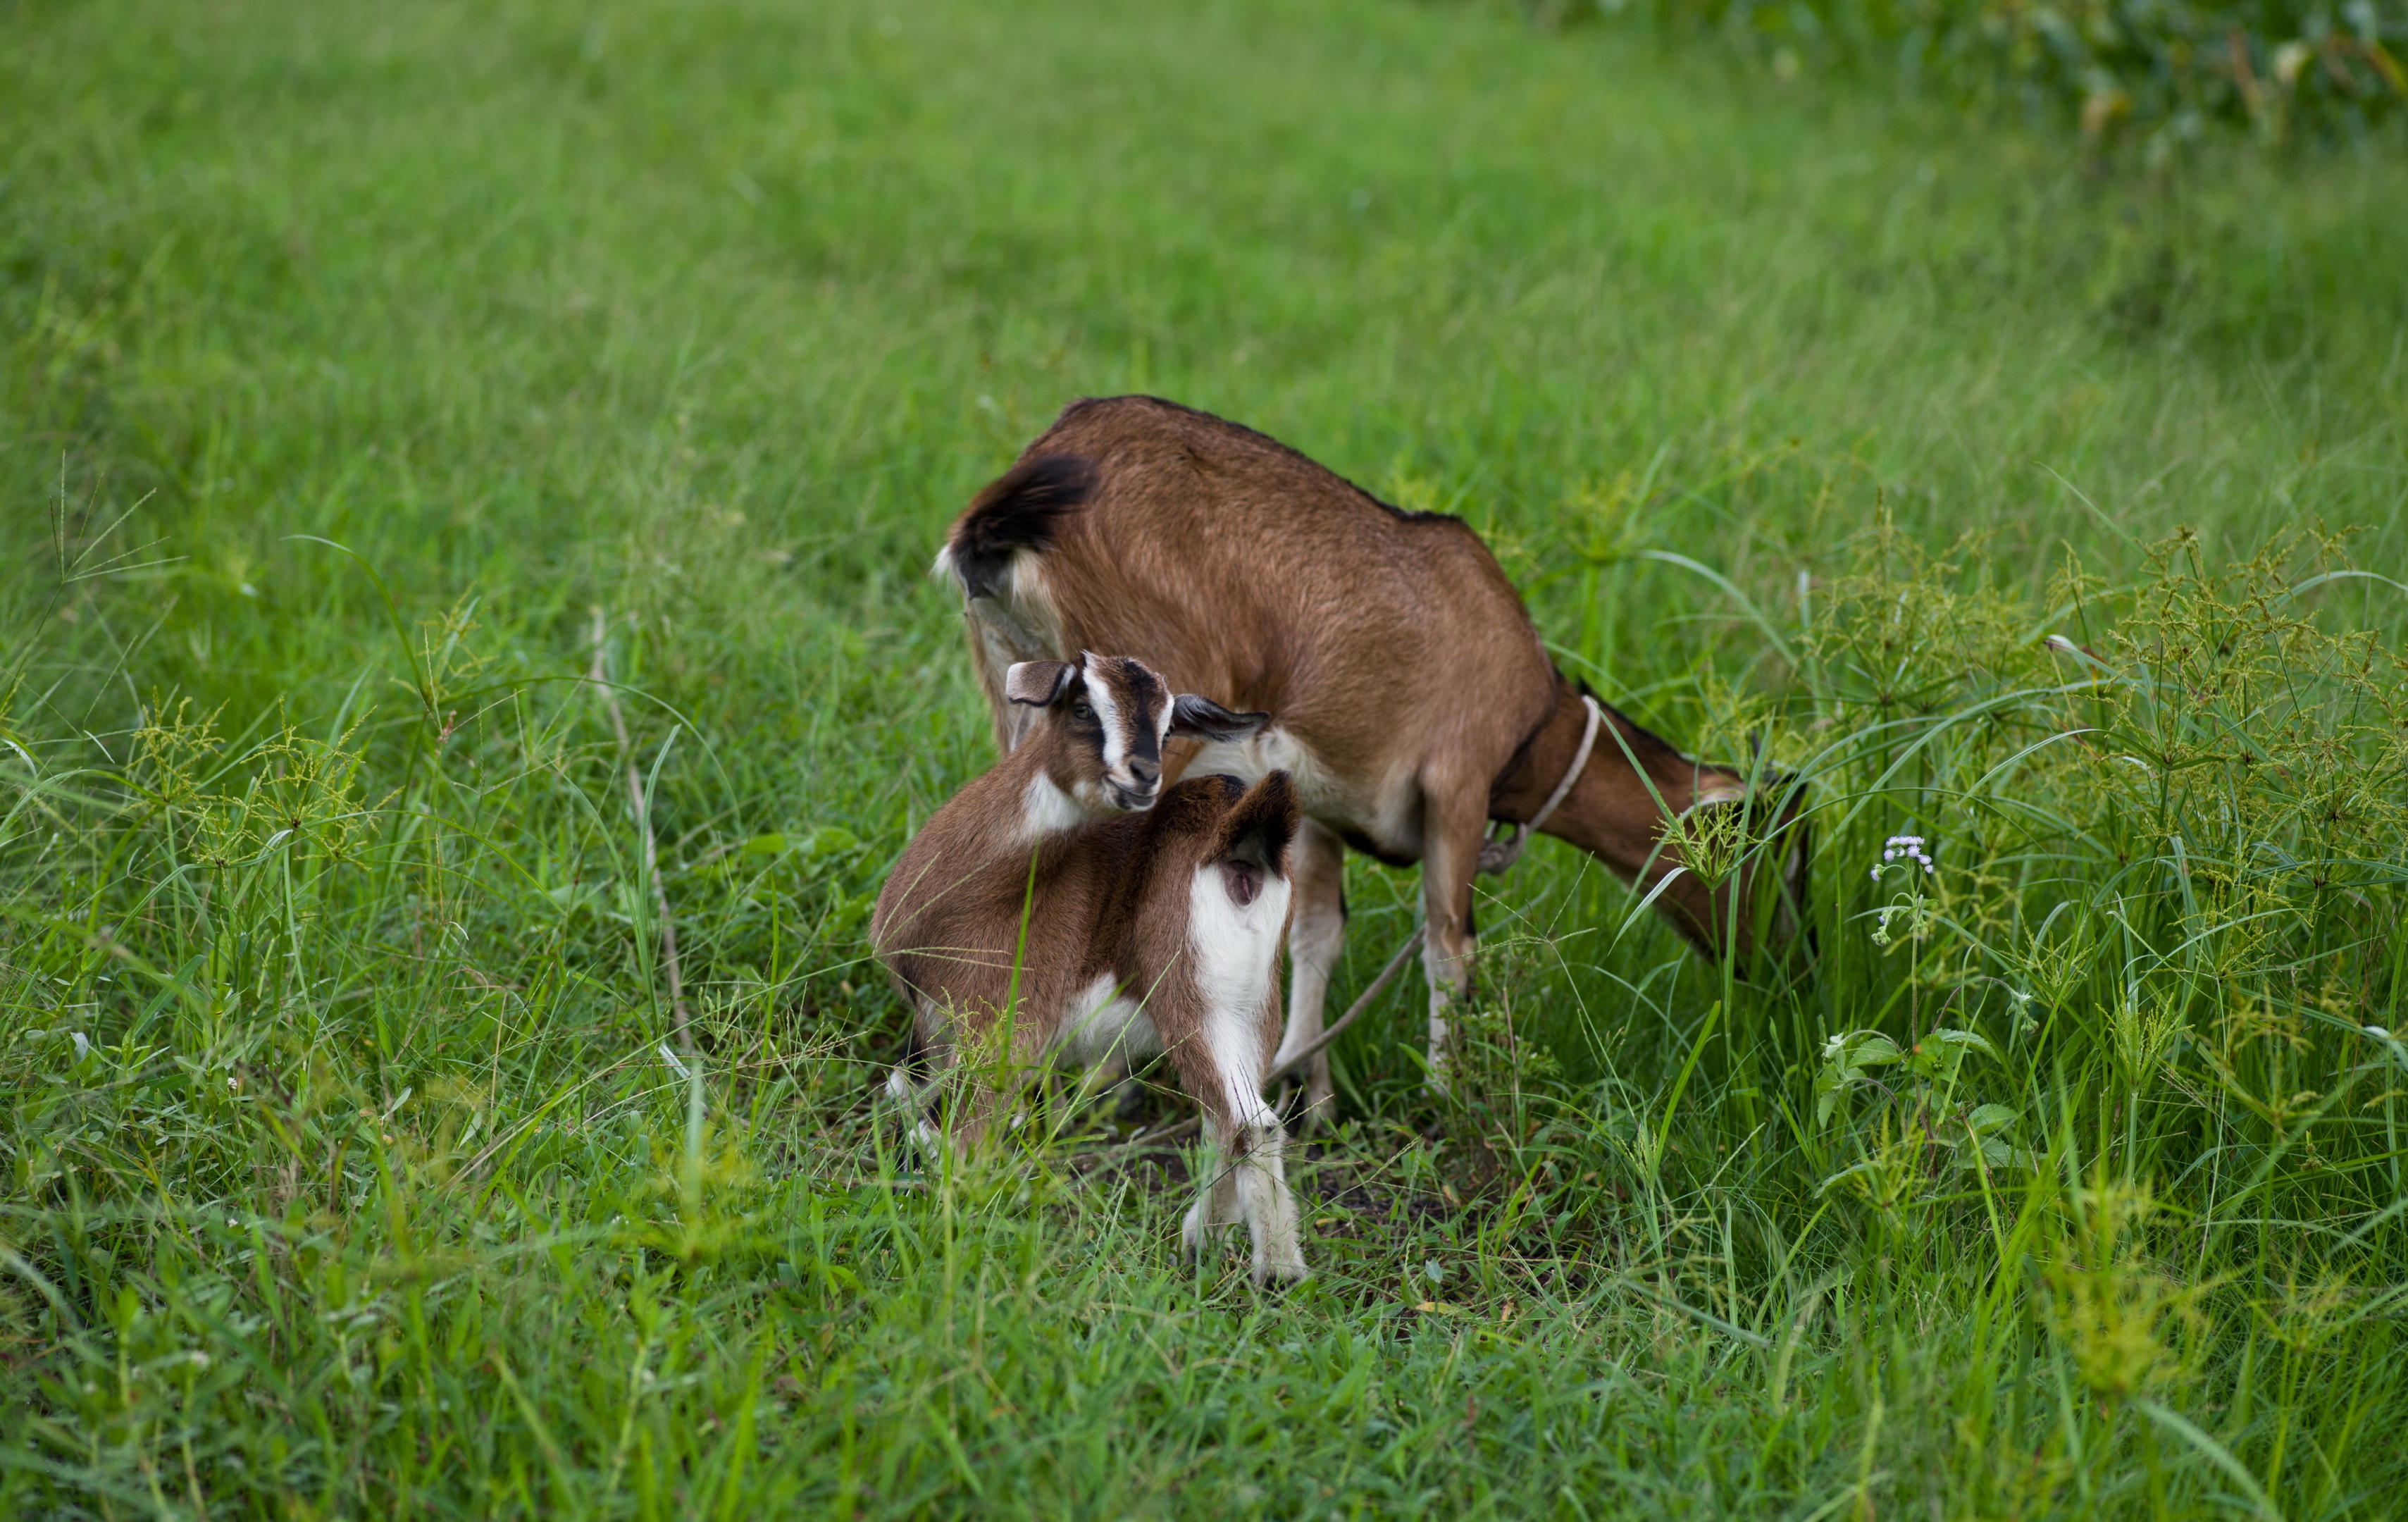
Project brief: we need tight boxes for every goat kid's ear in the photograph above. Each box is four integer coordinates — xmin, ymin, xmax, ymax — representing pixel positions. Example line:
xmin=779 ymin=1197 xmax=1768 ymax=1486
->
xmin=1168 ymin=693 xmax=1270 ymax=743
xmin=1004 ymin=660 xmax=1078 ymax=707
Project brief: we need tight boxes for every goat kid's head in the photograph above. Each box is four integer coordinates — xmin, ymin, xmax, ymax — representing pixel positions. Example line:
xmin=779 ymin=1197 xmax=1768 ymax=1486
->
xmin=1005 ymin=653 xmax=1267 ymax=813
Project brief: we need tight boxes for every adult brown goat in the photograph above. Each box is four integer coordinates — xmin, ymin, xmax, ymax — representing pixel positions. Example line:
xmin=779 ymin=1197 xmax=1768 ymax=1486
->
xmin=934 ymin=395 xmax=1802 ymax=1113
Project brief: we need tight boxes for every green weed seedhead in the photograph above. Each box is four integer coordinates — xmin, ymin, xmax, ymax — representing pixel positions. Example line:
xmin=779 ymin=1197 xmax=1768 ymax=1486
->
xmin=2042 ymin=1178 xmax=2205 ymax=1409
xmin=2108 ymin=991 xmax=2189 ymax=1097
xmin=2009 ymin=908 xmax=2098 ymax=1041
xmin=1671 ymin=795 xmax=1754 ymax=891
xmin=1684 ymin=666 xmax=1782 ymax=774
xmin=1565 ymin=471 xmax=1651 ymax=571
xmin=133 ymin=697 xmax=373 ymax=874
xmin=128 ymin=694 xmax=227 ymax=817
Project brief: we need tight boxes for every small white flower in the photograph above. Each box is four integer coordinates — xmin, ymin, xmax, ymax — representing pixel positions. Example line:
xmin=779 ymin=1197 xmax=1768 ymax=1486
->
xmin=1873 ymin=834 xmax=1937 ymax=877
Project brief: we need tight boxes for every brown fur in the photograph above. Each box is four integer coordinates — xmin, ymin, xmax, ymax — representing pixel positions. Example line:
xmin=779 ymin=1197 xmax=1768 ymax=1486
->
xmin=873 ymin=769 xmax=1297 ymax=1099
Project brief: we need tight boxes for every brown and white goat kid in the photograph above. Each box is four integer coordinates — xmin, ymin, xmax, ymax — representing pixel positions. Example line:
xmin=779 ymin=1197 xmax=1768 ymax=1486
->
xmin=871 ymin=651 xmax=1311 ymax=1285
xmin=934 ymin=396 xmax=1807 ymax=1114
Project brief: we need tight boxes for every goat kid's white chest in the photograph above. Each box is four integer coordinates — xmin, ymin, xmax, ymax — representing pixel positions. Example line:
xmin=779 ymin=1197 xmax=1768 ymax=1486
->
xmin=1019 ymin=772 xmax=1090 ymax=839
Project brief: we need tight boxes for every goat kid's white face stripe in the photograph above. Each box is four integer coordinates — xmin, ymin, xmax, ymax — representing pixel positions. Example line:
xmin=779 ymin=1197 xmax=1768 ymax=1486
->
xmin=1081 ymin=654 xmax=1128 ymax=777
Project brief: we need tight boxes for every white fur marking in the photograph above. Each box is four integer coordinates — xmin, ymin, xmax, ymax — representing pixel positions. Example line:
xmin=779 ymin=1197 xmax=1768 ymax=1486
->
xmin=1022 ymin=772 xmax=1088 ymax=839
xmin=1082 ymin=652 xmax=1127 ymax=779
xmin=1187 ymin=865 xmax=1291 ymax=1128
xmin=1187 ymin=726 xmax=1338 ymax=805
xmin=1184 ymin=860 xmax=1311 ymax=1285
xmin=1048 ymin=974 xmax=1161 ymax=1068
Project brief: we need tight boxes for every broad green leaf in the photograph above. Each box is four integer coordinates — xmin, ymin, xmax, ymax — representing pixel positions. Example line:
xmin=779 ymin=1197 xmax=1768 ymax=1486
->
xmin=1965 ymin=1103 xmax=2019 ymax=1137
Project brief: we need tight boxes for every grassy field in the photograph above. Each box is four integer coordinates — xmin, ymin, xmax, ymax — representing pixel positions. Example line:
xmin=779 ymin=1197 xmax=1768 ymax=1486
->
xmin=5 ymin=0 xmax=2407 ymax=1516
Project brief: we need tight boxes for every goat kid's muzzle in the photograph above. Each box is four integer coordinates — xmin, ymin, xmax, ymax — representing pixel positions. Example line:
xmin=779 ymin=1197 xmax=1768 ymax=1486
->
xmin=1107 ymin=780 xmax=1161 ymax=812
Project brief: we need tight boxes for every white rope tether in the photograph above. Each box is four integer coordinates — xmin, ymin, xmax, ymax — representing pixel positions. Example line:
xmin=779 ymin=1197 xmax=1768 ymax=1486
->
xmin=1477 ymin=694 xmax=1603 ymax=877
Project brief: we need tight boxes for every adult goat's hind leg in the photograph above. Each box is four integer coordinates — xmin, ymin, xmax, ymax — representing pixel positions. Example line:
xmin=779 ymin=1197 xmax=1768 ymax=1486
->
xmin=1270 ymin=819 xmax=1346 ymax=1130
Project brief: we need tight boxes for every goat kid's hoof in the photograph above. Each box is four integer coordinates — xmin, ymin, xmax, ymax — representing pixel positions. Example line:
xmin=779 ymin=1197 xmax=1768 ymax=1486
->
xmin=908 ymin=1120 xmax=948 ymax=1160
xmin=1251 ymin=1256 xmax=1310 ymax=1289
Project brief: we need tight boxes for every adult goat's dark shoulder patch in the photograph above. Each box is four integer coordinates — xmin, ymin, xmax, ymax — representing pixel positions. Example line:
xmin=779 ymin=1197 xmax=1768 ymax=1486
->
xmin=948 ymin=454 xmax=1094 ymax=599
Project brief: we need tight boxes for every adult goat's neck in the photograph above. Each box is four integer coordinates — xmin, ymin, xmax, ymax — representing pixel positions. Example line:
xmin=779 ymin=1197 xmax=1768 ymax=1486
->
xmin=1491 ymin=674 xmax=1752 ymax=955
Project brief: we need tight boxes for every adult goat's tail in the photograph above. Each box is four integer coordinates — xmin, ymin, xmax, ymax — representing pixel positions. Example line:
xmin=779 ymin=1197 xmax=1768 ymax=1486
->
xmin=934 ymin=454 xmax=1094 ymax=600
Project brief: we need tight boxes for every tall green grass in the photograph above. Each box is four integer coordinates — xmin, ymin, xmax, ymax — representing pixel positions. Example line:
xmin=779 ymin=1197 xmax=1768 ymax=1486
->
xmin=1551 ymin=0 xmax=2408 ymax=147
xmin=4 ymin=0 xmax=2405 ymax=1514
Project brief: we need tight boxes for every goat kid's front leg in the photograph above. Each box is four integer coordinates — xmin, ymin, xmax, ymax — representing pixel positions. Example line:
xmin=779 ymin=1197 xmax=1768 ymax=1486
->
xmin=1177 ymin=1004 xmax=1308 ymax=1287
xmin=885 ymin=1015 xmax=955 ymax=1160
xmin=892 ymin=1012 xmax=1038 ymax=1162
xmin=1231 ymin=1114 xmax=1306 ymax=1285
xmin=1179 ymin=1120 xmax=1244 ymax=1259
xmin=1269 ymin=819 xmax=1346 ymax=1130
xmin=1181 ymin=1108 xmax=1307 ymax=1287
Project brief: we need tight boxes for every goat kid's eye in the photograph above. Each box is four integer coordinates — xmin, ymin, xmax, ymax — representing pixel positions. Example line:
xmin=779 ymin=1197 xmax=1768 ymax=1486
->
xmin=1071 ymin=702 xmax=1093 ymax=721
